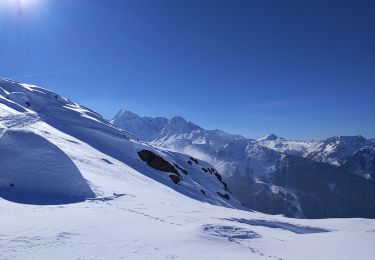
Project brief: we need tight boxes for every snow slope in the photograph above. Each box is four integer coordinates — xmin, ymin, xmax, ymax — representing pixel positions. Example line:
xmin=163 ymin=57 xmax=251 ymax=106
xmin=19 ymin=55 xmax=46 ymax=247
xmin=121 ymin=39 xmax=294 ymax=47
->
xmin=1 ymin=78 xmax=375 ymax=259
xmin=0 ymin=78 xmax=236 ymax=208
xmin=0 ymin=129 xmax=94 ymax=204
xmin=2 ymin=186 xmax=375 ymax=260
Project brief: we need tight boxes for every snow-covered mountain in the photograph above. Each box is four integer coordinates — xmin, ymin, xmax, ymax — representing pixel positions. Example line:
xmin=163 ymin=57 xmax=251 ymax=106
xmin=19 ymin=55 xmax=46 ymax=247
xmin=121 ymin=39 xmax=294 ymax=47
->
xmin=111 ymin=108 xmax=168 ymax=141
xmin=253 ymin=134 xmax=375 ymax=179
xmin=1 ymin=78 xmax=375 ymax=259
xmin=257 ymin=134 xmax=319 ymax=157
xmin=112 ymin=110 xmax=375 ymax=170
xmin=112 ymin=109 xmax=375 ymax=218
xmin=153 ymin=116 xmax=245 ymax=153
xmin=216 ymin=139 xmax=375 ymax=218
xmin=342 ymin=146 xmax=375 ymax=180
xmin=306 ymin=135 xmax=374 ymax=165
xmin=113 ymin=110 xmax=246 ymax=156
xmin=0 ymin=78 xmax=237 ymax=207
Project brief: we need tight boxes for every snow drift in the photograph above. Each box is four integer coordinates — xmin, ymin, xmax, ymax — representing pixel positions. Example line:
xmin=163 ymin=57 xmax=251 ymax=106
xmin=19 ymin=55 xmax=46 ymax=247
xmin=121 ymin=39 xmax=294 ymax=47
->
xmin=0 ymin=129 xmax=94 ymax=204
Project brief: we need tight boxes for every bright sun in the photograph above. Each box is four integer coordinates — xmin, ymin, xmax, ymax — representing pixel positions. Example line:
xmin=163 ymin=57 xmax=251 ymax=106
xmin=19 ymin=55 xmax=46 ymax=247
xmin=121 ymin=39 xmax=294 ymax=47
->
xmin=7 ymin=0 xmax=40 ymax=9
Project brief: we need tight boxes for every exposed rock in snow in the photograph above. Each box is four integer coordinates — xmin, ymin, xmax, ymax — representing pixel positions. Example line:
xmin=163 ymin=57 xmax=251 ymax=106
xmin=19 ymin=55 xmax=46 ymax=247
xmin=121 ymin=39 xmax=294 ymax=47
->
xmin=137 ymin=149 xmax=180 ymax=176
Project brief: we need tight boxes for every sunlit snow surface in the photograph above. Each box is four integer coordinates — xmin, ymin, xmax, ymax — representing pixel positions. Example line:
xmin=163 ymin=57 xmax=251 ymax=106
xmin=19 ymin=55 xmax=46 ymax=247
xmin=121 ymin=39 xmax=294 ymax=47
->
xmin=1 ymin=78 xmax=375 ymax=259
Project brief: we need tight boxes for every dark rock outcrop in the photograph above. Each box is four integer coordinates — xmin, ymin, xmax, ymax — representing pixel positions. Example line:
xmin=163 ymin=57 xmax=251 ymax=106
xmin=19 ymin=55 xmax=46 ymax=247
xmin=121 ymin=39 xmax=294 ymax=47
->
xmin=214 ymin=172 xmax=223 ymax=182
xmin=217 ymin=192 xmax=230 ymax=200
xmin=169 ymin=174 xmax=181 ymax=184
xmin=138 ymin=150 xmax=179 ymax=175
xmin=173 ymin=163 xmax=188 ymax=175
xmin=190 ymin=157 xmax=199 ymax=164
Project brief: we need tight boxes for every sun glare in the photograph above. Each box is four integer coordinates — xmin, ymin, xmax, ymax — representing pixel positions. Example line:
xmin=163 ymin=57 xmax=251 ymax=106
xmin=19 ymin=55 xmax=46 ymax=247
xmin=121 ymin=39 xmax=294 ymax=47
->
xmin=6 ymin=0 xmax=40 ymax=9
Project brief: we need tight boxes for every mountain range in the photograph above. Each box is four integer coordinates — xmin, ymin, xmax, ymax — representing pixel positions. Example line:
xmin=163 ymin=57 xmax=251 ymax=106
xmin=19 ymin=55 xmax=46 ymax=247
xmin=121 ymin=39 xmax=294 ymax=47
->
xmin=112 ymin=109 xmax=375 ymax=218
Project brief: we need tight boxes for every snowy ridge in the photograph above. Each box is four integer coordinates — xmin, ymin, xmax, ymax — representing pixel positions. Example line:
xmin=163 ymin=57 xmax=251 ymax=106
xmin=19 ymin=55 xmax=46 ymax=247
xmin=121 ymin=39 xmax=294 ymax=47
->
xmin=0 ymin=78 xmax=239 ymax=208
xmin=113 ymin=110 xmax=374 ymax=172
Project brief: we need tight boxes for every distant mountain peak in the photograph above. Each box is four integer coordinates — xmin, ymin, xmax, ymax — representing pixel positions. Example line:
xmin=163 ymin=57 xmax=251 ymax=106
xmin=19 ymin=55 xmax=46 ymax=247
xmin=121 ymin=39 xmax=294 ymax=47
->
xmin=113 ymin=108 xmax=139 ymax=120
xmin=259 ymin=133 xmax=279 ymax=141
xmin=160 ymin=116 xmax=202 ymax=137
xmin=169 ymin=115 xmax=188 ymax=124
xmin=111 ymin=109 xmax=168 ymax=141
xmin=325 ymin=135 xmax=366 ymax=142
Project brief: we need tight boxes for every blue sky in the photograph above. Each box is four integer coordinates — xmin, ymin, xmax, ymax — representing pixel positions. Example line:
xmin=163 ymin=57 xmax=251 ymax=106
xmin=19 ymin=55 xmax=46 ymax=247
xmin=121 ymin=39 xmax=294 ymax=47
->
xmin=0 ymin=0 xmax=374 ymax=140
